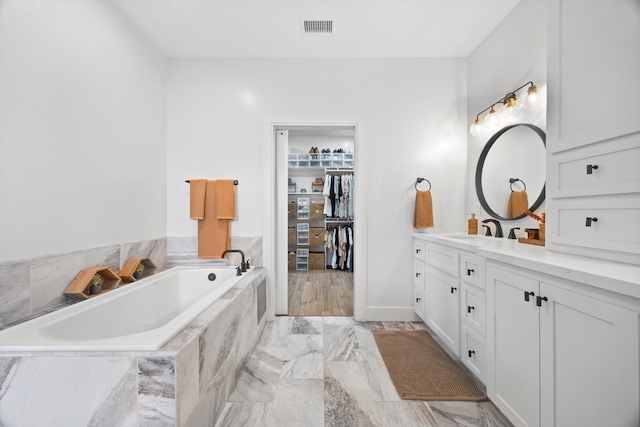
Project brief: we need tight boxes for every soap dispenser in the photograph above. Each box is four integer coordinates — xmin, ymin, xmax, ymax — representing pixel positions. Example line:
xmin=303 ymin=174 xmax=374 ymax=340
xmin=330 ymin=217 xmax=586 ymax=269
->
xmin=468 ymin=213 xmax=478 ymax=235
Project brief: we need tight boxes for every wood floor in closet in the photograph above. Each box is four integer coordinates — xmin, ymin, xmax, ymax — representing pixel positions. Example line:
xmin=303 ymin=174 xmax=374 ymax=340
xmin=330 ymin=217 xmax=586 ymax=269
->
xmin=287 ymin=270 xmax=353 ymax=316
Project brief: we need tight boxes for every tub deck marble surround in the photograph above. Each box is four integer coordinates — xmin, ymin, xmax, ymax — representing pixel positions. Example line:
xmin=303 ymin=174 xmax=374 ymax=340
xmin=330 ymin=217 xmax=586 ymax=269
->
xmin=0 ymin=238 xmax=167 ymax=329
xmin=0 ymin=268 xmax=266 ymax=427
xmin=214 ymin=316 xmax=513 ymax=427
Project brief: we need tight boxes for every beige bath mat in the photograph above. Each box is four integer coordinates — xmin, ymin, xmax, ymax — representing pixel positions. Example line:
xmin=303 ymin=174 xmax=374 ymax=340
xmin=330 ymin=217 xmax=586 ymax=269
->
xmin=373 ymin=330 xmax=487 ymax=401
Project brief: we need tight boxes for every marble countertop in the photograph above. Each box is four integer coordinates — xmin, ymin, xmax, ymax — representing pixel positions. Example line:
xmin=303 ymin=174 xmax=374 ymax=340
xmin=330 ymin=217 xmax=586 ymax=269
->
xmin=413 ymin=232 xmax=640 ymax=300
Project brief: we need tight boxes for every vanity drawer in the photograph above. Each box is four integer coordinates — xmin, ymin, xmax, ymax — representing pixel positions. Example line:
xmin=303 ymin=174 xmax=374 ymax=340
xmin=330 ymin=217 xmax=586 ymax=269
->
xmin=414 ymin=240 xmax=426 ymax=262
xmin=550 ymin=197 xmax=640 ymax=255
xmin=461 ymin=283 xmax=486 ymax=336
xmin=460 ymin=253 xmax=485 ymax=290
xmin=426 ymin=243 xmax=459 ymax=278
xmin=549 ymin=133 xmax=640 ymax=198
xmin=414 ymin=287 xmax=426 ymax=322
xmin=414 ymin=260 xmax=426 ymax=291
xmin=462 ymin=324 xmax=486 ymax=384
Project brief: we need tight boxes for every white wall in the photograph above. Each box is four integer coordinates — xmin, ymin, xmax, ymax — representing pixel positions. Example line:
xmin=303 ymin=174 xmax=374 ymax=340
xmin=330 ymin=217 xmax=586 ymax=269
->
xmin=167 ymin=58 xmax=467 ymax=319
xmin=467 ymin=0 xmax=548 ymax=232
xmin=0 ymin=0 xmax=167 ymax=262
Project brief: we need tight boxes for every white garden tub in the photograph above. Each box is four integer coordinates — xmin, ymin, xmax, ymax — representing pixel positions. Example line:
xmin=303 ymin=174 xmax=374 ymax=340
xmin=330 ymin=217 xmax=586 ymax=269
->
xmin=0 ymin=266 xmax=244 ymax=351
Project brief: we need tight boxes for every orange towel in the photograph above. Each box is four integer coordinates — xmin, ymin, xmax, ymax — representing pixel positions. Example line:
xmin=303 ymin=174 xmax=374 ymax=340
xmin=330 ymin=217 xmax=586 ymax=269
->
xmin=508 ymin=191 xmax=529 ymax=218
xmin=413 ymin=190 xmax=434 ymax=228
xmin=189 ymin=179 xmax=207 ymax=220
xmin=216 ymin=180 xmax=236 ymax=220
xmin=197 ymin=181 xmax=231 ymax=258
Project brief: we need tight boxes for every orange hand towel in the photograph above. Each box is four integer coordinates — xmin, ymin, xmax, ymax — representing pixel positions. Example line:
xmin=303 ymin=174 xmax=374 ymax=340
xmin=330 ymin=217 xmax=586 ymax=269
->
xmin=216 ymin=180 xmax=236 ymax=220
xmin=197 ymin=181 xmax=231 ymax=258
xmin=189 ymin=179 xmax=207 ymax=220
xmin=508 ymin=191 xmax=529 ymax=218
xmin=413 ymin=190 xmax=434 ymax=228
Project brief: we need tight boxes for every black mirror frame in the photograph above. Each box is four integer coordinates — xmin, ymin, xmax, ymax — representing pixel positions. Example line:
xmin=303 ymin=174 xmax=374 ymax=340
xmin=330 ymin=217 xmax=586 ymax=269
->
xmin=475 ymin=123 xmax=546 ymax=221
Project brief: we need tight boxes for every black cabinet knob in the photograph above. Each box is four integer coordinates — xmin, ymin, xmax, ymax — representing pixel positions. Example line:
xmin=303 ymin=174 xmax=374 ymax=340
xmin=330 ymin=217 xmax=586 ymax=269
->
xmin=467 ymin=306 xmax=475 ymax=313
xmin=416 ymin=297 xmax=421 ymax=303
xmin=468 ymin=350 xmax=475 ymax=358
xmin=586 ymin=164 xmax=599 ymax=174
xmin=450 ymin=287 xmax=457 ymax=294
xmin=524 ymin=291 xmax=535 ymax=302
xmin=416 ymin=248 xmax=422 ymax=254
xmin=585 ymin=217 xmax=598 ymax=227
xmin=416 ymin=272 xmax=421 ymax=278
xmin=467 ymin=268 xmax=474 ymax=276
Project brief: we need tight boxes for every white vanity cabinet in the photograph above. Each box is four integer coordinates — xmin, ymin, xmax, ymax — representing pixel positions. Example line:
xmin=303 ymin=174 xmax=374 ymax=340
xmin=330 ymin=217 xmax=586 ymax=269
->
xmin=487 ymin=262 xmax=640 ymax=427
xmin=547 ymin=0 xmax=640 ymax=265
xmin=413 ymin=240 xmax=426 ymax=321
xmin=422 ymin=242 xmax=461 ymax=357
xmin=459 ymin=253 xmax=487 ymax=383
xmin=413 ymin=237 xmax=487 ymax=376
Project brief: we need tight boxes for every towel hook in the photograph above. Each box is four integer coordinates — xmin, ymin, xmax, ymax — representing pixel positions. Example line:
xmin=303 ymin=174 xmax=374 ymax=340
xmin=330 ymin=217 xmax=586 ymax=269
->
xmin=509 ymin=178 xmax=526 ymax=192
xmin=415 ymin=177 xmax=431 ymax=191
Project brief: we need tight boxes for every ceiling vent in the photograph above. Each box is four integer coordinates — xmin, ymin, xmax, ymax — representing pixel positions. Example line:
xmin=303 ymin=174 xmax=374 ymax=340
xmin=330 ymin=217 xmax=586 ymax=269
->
xmin=302 ymin=20 xmax=333 ymax=34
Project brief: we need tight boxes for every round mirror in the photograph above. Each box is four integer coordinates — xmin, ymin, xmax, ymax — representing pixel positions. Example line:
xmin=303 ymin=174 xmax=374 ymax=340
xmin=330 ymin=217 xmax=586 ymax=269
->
xmin=475 ymin=124 xmax=546 ymax=220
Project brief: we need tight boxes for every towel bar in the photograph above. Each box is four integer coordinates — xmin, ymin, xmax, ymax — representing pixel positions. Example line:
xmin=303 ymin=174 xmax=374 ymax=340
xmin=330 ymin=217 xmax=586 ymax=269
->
xmin=185 ymin=180 xmax=238 ymax=185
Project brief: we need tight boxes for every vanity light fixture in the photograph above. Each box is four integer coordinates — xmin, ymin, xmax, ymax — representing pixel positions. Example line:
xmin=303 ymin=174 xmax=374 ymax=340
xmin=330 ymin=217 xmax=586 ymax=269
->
xmin=470 ymin=81 xmax=540 ymax=136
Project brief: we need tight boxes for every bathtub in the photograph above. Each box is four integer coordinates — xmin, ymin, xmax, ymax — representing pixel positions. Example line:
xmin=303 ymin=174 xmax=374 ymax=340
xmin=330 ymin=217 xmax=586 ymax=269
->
xmin=0 ymin=266 xmax=246 ymax=351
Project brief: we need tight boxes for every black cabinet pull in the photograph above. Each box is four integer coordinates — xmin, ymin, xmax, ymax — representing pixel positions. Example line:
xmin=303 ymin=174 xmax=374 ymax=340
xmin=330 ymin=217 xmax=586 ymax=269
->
xmin=468 ymin=350 xmax=475 ymax=357
xmin=524 ymin=291 xmax=535 ymax=302
xmin=585 ymin=217 xmax=598 ymax=227
xmin=467 ymin=268 xmax=474 ymax=276
xmin=450 ymin=287 xmax=457 ymax=294
xmin=467 ymin=306 xmax=475 ymax=313
xmin=586 ymin=164 xmax=599 ymax=174
xmin=536 ymin=296 xmax=548 ymax=307
xmin=416 ymin=248 xmax=422 ymax=254
xmin=416 ymin=297 xmax=421 ymax=303
xmin=415 ymin=272 xmax=421 ymax=278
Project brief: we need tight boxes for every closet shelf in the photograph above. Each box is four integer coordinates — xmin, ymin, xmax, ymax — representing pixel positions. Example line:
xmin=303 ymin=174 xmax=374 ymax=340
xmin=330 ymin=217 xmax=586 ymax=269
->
xmin=288 ymin=152 xmax=354 ymax=169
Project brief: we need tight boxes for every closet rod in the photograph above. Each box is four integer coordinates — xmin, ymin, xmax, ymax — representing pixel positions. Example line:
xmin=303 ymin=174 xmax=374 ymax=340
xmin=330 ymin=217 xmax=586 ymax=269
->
xmin=185 ymin=180 xmax=238 ymax=185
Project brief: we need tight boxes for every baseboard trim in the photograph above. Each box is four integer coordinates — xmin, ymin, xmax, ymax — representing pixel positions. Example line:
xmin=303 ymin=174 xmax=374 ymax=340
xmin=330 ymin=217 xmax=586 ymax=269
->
xmin=365 ymin=307 xmax=420 ymax=321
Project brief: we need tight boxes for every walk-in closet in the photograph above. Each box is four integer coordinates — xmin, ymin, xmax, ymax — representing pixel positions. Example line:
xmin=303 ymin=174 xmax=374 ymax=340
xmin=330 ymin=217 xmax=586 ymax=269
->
xmin=280 ymin=126 xmax=355 ymax=316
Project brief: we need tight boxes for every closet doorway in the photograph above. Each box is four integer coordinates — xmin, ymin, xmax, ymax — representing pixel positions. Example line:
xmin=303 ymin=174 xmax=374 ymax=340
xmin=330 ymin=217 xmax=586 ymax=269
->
xmin=276 ymin=126 xmax=356 ymax=317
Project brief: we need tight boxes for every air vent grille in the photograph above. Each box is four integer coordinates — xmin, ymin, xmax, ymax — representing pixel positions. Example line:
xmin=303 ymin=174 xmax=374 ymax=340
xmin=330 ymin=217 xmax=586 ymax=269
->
xmin=303 ymin=20 xmax=333 ymax=34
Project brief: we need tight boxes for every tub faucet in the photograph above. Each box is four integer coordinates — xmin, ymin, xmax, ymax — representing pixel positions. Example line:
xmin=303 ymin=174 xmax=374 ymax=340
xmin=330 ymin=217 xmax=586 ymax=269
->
xmin=481 ymin=219 xmax=504 ymax=238
xmin=221 ymin=249 xmax=247 ymax=272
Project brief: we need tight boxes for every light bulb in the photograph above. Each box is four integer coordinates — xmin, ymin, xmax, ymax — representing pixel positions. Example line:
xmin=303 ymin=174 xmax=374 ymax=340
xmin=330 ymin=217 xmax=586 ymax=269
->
xmin=469 ymin=118 xmax=483 ymax=136
xmin=484 ymin=106 xmax=503 ymax=131
xmin=521 ymin=84 xmax=541 ymax=109
xmin=502 ymin=96 xmax=522 ymax=120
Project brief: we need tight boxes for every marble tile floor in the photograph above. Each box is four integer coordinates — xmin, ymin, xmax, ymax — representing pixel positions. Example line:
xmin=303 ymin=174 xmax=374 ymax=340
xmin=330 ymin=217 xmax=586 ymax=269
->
xmin=214 ymin=316 xmax=513 ymax=427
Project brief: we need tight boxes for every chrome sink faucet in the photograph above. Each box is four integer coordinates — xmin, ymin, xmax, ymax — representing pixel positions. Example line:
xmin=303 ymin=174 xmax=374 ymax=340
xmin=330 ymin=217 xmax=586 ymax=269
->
xmin=481 ymin=219 xmax=504 ymax=238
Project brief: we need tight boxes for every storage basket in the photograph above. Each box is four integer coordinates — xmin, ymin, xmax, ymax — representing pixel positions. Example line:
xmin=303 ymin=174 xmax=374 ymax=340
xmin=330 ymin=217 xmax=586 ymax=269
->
xmin=288 ymin=252 xmax=296 ymax=270
xmin=310 ymin=201 xmax=325 ymax=220
xmin=309 ymin=253 xmax=325 ymax=270
xmin=288 ymin=201 xmax=296 ymax=220
xmin=309 ymin=228 xmax=325 ymax=246
xmin=288 ymin=228 xmax=296 ymax=246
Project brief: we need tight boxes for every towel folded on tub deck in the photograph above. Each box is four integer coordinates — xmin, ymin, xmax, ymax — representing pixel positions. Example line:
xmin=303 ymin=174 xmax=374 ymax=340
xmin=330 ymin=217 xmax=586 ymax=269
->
xmin=189 ymin=179 xmax=207 ymax=220
xmin=413 ymin=190 xmax=434 ymax=229
xmin=508 ymin=190 xmax=529 ymax=218
xmin=216 ymin=180 xmax=236 ymax=220
xmin=196 ymin=180 xmax=232 ymax=258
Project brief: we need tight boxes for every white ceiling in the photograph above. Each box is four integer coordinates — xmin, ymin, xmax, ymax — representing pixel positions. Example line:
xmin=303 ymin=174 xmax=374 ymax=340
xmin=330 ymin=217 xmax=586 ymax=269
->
xmin=112 ymin=0 xmax=520 ymax=58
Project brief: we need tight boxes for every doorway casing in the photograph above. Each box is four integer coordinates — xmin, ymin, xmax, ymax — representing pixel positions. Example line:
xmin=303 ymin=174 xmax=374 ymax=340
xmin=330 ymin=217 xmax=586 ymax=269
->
xmin=262 ymin=122 xmax=367 ymax=321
